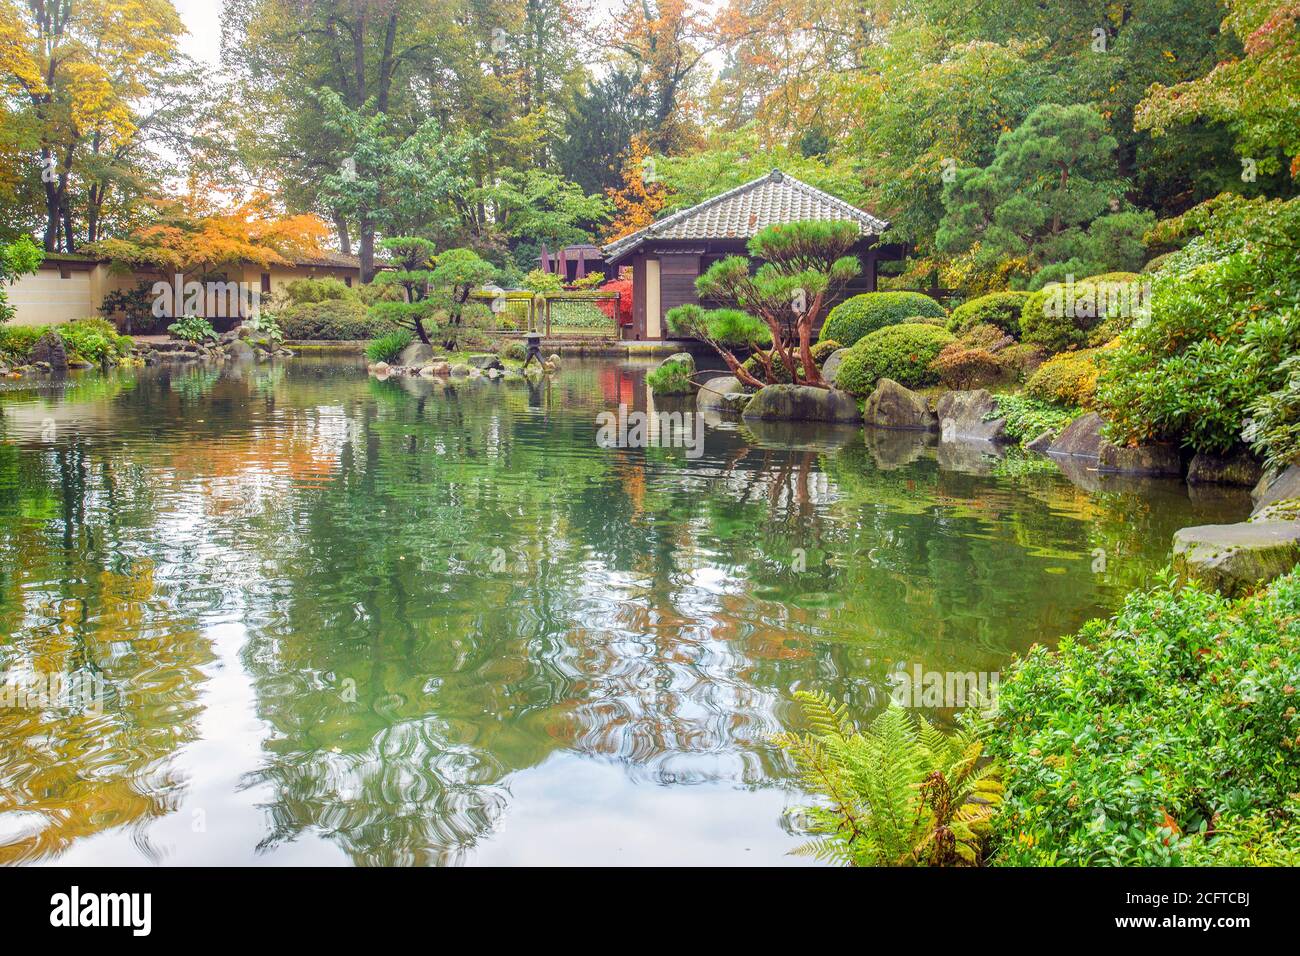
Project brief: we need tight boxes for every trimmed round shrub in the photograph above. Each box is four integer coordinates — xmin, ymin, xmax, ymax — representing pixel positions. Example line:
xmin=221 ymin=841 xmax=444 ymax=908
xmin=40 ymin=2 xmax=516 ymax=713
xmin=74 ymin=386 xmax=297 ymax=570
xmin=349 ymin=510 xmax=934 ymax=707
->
xmin=1025 ymin=348 xmax=1101 ymax=408
xmin=741 ymin=349 xmax=800 ymax=384
xmin=948 ymin=291 xmax=1030 ymax=336
xmin=819 ymin=292 xmax=948 ymax=348
xmin=1020 ymin=272 xmax=1146 ymax=353
xmin=996 ymin=342 xmax=1049 ymax=382
xmin=279 ymin=300 xmax=392 ymax=340
xmin=835 ymin=323 xmax=955 ymax=397
xmin=283 ymin=277 xmax=358 ymax=305
xmin=930 ymin=343 xmax=1004 ymax=390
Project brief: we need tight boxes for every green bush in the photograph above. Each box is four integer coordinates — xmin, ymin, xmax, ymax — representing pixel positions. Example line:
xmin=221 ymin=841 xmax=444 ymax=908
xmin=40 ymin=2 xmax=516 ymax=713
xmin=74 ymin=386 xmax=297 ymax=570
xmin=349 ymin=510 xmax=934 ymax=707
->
xmin=1020 ymin=272 xmax=1145 ymax=353
xmin=991 ymin=394 xmax=1078 ymax=444
xmin=283 ymin=277 xmax=358 ymax=305
xmin=741 ymin=350 xmax=801 ymax=384
xmin=647 ymin=360 xmax=693 ymax=395
xmin=949 ymin=291 xmax=1030 ymax=336
xmin=0 ymin=320 xmax=133 ymax=365
xmin=168 ymin=315 xmax=217 ymax=343
xmin=1099 ymin=256 xmax=1300 ymax=454
xmin=58 ymin=318 xmax=134 ymax=364
xmin=498 ymin=340 xmax=528 ymax=363
xmin=1025 ymin=348 xmax=1101 ymax=408
xmin=819 ymin=292 xmax=947 ymax=348
xmin=1249 ymin=354 xmax=1300 ymax=472
xmin=810 ymin=339 xmax=841 ymax=365
xmin=835 ymin=323 xmax=955 ymax=397
xmin=992 ymin=570 xmax=1300 ymax=866
xmin=0 ymin=324 xmax=46 ymax=361
xmin=995 ymin=342 xmax=1049 ymax=383
xmin=279 ymin=300 xmax=392 ymax=340
xmin=365 ymin=329 xmax=413 ymax=364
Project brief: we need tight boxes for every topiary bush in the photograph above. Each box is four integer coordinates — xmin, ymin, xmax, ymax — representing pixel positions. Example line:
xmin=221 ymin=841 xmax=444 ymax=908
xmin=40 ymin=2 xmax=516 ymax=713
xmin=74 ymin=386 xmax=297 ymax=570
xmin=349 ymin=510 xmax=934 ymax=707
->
xmin=279 ymin=300 xmax=392 ymax=340
xmin=1020 ymin=272 xmax=1147 ymax=354
xmin=283 ymin=277 xmax=358 ymax=305
xmin=992 ymin=570 xmax=1300 ymax=866
xmin=365 ymin=329 xmax=413 ymax=364
xmin=930 ymin=343 xmax=1004 ymax=390
xmin=1025 ymin=348 xmax=1101 ymax=408
xmin=835 ymin=323 xmax=955 ymax=397
xmin=948 ymin=291 xmax=1030 ymax=336
xmin=996 ymin=342 xmax=1049 ymax=383
xmin=819 ymin=292 xmax=948 ymax=348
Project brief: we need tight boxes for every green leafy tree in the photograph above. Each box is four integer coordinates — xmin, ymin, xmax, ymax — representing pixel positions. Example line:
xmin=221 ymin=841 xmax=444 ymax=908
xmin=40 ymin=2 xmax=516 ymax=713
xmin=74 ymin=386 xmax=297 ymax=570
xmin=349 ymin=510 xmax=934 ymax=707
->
xmin=429 ymin=248 xmax=498 ymax=350
xmin=672 ymin=219 xmax=859 ymax=389
xmin=937 ymin=104 xmax=1153 ymax=287
xmin=0 ymin=236 xmax=43 ymax=324
xmin=372 ymin=237 xmax=439 ymax=345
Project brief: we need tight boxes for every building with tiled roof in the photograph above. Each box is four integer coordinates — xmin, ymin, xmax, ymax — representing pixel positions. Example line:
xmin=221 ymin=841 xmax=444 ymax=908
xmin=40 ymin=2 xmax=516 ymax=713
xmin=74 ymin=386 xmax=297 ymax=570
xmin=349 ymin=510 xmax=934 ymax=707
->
xmin=602 ymin=169 xmax=902 ymax=341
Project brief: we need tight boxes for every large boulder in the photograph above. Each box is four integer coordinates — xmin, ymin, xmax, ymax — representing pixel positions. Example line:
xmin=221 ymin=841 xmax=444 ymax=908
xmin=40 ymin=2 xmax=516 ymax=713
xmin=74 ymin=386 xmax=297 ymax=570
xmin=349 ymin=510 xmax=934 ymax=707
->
xmin=1025 ymin=430 xmax=1055 ymax=453
xmin=863 ymin=378 xmax=937 ymax=431
xmin=1098 ymin=442 xmax=1182 ymax=477
xmin=742 ymin=384 xmax=862 ymax=424
xmin=936 ymin=389 xmax=1007 ymax=444
xmin=30 ymin=332 xmax=68 ymax=371
xmin=1047 ymin=412 xmax=1105 ymax=459
xmin=696 ymin=375 xmax=745 ymax=412
xmin=226 ymin=339 xmax=256 ymax=362
xmin=821 ymin=348 xmax=849 ymax=387
xmin=398 ymin=341 xmax=434 ymax=367
xmin=1187 ymin=448 xmax=1262 ymax=487
xmin=1173 ymin=521 xmax=1300 ymax=597
xmin=1252 ymin=461 xmax=1300 ymax=516
xmin=468 ymin=353 xmax=504 ymax=371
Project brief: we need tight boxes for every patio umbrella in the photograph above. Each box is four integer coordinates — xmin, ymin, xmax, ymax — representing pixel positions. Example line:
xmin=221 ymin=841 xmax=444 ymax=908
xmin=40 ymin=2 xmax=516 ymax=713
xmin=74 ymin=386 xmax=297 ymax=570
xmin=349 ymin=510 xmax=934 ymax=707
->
xmin=576 ymin=246 xmax=587 ymax=279
xmin=556 ymin=246 xmax=568 ymax=284
xmin=539 ymin=242 xmax=550 ymax=273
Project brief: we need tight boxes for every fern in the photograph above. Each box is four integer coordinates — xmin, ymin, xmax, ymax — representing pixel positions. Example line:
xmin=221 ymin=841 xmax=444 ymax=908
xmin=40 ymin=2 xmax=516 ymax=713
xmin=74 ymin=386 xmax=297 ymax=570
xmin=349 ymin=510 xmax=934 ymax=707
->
xmin=775 ymin=692 xmax=1003 ymax=866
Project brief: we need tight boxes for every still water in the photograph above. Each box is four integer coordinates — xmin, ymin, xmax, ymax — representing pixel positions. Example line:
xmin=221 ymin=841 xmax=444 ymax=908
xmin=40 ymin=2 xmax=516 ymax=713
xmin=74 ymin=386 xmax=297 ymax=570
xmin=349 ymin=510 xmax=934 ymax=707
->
xmin=0 ymin=358 xmax=1247 ymax=865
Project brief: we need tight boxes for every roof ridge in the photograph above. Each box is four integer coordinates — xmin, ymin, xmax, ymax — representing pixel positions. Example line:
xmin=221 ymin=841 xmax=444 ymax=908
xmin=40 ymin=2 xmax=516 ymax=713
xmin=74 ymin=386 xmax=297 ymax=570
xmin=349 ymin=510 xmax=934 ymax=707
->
xmin=602 ymin=168 xmax=889 ymax=261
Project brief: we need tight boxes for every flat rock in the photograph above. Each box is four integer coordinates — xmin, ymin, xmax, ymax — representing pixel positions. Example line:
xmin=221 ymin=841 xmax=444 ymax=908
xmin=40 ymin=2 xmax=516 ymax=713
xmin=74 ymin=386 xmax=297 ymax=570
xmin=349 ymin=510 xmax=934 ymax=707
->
xmin=1048 ymin=412 xmax=1105 ymax=459
xmin=821 ymin=348 xmax=849 ymax=386
xmin=742 ymin=384 xmax=862 ymax=424
xmin=1187 ymin=448 xmax=1262 ymax=487
xmin=936 ymin=389 xmax=1007 ymax=444
xmin=864 ymin=378 xmax=937 ymax=431
xmin=1098 ymin=442 xmax=1182 ymax=476
xmin=227 ymin=339 xmax=256 ymax=362
xmin=696 ymin=375 xmax=745 ymax=412
xmin=1173 ymin=521 xmax=1300 ymax=597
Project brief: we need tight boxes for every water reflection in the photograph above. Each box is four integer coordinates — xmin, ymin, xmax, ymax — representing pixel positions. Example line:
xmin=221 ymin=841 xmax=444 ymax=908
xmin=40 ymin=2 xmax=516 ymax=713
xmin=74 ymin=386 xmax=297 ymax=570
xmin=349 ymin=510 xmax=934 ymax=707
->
xmin=0 ymin=359 xmax=1247 ymax=865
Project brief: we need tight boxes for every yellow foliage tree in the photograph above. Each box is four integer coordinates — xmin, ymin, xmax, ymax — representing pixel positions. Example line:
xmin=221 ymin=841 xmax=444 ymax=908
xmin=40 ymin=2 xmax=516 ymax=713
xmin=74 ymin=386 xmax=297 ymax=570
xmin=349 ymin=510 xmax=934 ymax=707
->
xmin=604 ymin=135 xmax=669 ymax=242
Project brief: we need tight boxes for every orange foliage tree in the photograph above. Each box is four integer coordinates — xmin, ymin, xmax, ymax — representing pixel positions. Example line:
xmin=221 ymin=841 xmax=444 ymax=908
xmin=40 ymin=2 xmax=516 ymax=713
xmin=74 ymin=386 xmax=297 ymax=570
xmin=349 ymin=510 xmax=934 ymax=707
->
xmin=604 ymin=135 xmax=669 ymax=241
xmin=89 ymin=191 xmax=328 ymax=275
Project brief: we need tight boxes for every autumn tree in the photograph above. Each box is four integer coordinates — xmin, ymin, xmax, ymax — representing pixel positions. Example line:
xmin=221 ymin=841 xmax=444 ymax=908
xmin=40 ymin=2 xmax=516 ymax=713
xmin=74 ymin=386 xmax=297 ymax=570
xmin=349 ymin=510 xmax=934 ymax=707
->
xmin=0 ymin=0 xmax=185 ymax=251
xmin=88 ymin=191 xmax=327 ymax=276
xmin=604 ymin=135 xmax=669 ymax=241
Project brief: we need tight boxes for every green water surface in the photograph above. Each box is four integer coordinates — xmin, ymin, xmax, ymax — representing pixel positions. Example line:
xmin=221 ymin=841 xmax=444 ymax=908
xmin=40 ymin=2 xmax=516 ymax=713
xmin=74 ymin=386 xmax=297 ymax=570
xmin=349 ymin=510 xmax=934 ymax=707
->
xmin=0 ymin=358 xmax=1248 ymax=865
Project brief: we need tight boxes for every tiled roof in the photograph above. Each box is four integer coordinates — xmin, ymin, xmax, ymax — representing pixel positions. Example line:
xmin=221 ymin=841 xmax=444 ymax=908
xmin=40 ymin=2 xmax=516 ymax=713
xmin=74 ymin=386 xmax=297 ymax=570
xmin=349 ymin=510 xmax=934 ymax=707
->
xmin=603 ymin=169 xmax=889 ymax=262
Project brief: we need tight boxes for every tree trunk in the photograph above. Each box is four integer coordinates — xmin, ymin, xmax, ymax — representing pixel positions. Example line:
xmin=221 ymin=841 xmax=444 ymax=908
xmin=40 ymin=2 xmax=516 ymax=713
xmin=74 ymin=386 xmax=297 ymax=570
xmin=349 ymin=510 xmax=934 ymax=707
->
xmin=335 ymin=215 xmax=352 ymax=256
xmin=359 ymin=217 xmax=375 ymax=283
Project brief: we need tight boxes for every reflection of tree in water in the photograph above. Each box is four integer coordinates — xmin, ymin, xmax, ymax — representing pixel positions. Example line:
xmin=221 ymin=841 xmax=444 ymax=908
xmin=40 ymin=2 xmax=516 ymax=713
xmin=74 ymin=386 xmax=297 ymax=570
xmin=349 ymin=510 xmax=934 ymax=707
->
xmin=0 ymin=442 xmax=211 ymax=863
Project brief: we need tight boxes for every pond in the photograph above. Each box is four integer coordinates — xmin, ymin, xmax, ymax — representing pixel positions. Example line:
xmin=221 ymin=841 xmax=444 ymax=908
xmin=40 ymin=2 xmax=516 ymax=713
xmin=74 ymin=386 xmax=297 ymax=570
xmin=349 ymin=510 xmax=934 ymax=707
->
xmin=0 ymin=357 xmax=1248 ymax=865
